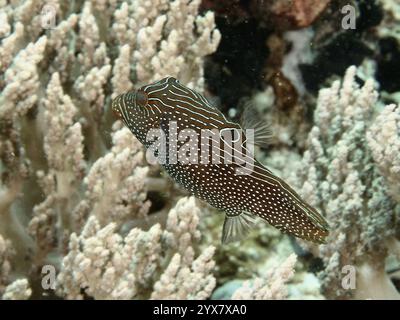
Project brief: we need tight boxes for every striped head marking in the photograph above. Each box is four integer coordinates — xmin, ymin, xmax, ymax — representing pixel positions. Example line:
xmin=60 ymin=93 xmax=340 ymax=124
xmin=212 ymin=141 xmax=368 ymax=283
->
xmin=111 ymin=76 xmax=233 ymax=143
xmin=111 ymin=86 xmax=158 ymax=143
xmin=111 ymin=89 xmax=148 ymax=122
xmin=111 ymin=77 xmax=181 ymax=124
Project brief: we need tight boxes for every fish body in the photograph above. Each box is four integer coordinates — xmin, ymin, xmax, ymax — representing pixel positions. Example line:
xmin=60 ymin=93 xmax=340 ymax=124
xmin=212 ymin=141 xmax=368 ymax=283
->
xmin=112 ymin=77 xmax=329 ymax=244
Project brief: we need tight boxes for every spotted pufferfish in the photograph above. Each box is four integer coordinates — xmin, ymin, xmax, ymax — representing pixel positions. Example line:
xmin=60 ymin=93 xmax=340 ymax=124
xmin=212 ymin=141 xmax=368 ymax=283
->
xmin=111 ymin=77 xmax=329 ymax=244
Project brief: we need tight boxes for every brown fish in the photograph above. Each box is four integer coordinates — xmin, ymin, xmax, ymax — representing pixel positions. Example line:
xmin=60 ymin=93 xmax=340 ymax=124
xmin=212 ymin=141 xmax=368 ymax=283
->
xmin=112 ymin=77 xmax=329 ymax=244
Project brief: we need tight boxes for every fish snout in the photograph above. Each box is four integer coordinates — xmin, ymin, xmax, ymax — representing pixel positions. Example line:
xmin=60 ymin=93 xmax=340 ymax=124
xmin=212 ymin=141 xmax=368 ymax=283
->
xmin=111 ymin=94 xmax=124 ymax=121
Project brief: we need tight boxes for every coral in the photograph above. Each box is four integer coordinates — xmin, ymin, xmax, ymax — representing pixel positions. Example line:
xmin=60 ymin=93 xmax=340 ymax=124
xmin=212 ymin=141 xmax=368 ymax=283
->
xmin=232 ymin=254 xmax=297 ymax=300
xmin=1 ymin=0 xmax=399 ymax=302
xmin=150 ymin=247 xmax=216 ymax=299
xmin=0 ymin=234 xmax=13 ymax=293
xmin=378 ymin=0 xmax=400 ymax=40
xmin=1 ymin=279 xmax=32 ymax=300
xmin=56 ymin=197 xmax=216 ymax=300
xmin=292 ymin=66 xmax=400 ymax=299
xmin=74 ymin=125 xmax=150 ymax=228
xmin=367 ymin=104 xmax=400 ymax=201
xmin=113 ymin=0 xmax=221 ymax=90
xmin=0 ymin=35 xmax=47 ymax=118
xmin=0 ymin=0 xmax=220 ymax=299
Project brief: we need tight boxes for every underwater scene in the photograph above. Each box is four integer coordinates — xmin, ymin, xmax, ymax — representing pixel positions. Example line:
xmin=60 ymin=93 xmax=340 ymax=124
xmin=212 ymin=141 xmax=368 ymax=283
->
xmin=0 ymin=0 xmax=399 ymax=301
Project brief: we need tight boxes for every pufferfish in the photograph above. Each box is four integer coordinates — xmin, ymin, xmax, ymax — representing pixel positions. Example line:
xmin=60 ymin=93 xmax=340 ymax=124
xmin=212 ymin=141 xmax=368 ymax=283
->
xmin=112 ymin=77 xmax=329 ymax=244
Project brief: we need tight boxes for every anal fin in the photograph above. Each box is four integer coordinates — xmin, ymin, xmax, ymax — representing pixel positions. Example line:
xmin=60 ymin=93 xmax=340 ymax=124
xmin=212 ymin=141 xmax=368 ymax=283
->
xmin=222 ymin=211 xmax=257 ymax=244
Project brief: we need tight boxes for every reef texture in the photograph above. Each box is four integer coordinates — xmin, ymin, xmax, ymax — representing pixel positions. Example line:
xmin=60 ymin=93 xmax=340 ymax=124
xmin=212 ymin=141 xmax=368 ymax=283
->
xmin=292 ymin=65 xmax=400 ymax=299
xmin=57 ymin=197 xmax=216 ymax=300
xmin=0 ymin=0 xmax=221 ymax=300
xmin=1 ymin=0 xmax=400 ymax=300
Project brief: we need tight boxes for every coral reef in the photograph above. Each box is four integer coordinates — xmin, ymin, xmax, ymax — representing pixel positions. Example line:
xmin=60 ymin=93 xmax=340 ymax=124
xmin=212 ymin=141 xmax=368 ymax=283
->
xmin=56 ymin=197 xmax=216 ymax=300
xmin=367 ymin=104 xmax=400 ymax=201
xmin=292 ymin=65 xmax=400 ymax=299
xmin=1 ymin=279 xmax=32 ymax=300
xmin=1 ymin=0 xmax=400 ymax=301
xmin=231 ymin=253 xmax=297 ymax=300
xmin=0 ymin=0 xmax=220 ymax=299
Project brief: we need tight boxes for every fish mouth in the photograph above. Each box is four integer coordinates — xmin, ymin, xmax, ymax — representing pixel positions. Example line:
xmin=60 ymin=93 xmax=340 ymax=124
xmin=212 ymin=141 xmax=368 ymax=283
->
xmin=111 ymin=91 xmax=148 ymax=125
xmin=111 ymin=93 xmax=135 ymax=125
xmin=111 ymin=94 xmax=124 ymax=121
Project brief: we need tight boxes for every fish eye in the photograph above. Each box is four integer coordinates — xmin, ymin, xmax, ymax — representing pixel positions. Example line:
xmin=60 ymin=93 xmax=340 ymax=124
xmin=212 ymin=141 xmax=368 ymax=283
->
xmin=136 ymin=89 xmax=148 ymax=107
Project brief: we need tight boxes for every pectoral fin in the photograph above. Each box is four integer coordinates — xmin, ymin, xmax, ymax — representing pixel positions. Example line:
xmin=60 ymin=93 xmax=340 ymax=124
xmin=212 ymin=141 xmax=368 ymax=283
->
xmin=240 ymin=102 xmax=272 ymax=149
